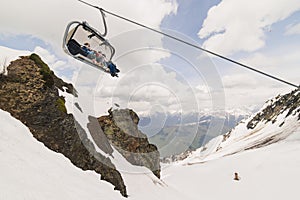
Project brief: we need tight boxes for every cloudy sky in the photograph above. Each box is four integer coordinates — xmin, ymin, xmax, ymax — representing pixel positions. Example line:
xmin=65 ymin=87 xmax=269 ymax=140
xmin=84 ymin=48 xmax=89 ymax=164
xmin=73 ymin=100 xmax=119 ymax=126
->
xmin=1 ymin=0 xmax=300 ymax=117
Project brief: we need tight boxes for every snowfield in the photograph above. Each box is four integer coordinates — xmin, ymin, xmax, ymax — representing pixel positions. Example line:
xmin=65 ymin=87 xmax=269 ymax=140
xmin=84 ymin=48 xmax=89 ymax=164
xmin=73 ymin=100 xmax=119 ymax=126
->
xmin=1 ymin=99 xmax=300 ymax=200
xmin=163 ymin=132 xmax=300 ymax=200
xmin=0 ymin=110 xmax=122 ymax=200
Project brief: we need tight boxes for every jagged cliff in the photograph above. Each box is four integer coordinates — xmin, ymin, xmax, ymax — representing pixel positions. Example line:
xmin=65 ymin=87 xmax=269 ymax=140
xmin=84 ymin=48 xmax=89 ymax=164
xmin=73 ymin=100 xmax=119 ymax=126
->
xmin=0 ymin=54 xmax=127 ymax=197
xmin=98 ymin=108 xmax=161 ymax=178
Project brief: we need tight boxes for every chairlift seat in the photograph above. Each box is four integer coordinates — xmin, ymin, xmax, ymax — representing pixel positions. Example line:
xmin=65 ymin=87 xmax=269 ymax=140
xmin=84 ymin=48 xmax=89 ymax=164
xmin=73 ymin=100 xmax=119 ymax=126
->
xmin=67 ymin=39 xmax=88 ymax=57
xmin=63 ymin=21 xmax=116 ymax=74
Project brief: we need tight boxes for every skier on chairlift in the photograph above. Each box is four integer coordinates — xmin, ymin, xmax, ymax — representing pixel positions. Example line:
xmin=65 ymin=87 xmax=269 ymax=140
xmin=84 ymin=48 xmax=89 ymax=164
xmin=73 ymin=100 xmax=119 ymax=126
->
xmin=63 ymin=1 xmax=120 ymax=78
xmin=81 ymin=42 xmax=96 ymax=60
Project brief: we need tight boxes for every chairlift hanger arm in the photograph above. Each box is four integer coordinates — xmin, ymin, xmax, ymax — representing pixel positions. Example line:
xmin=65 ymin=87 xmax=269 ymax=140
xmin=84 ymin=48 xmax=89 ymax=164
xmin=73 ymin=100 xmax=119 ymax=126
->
xmin=77 ymin=0 xmax=299 ymax=89
xmin=78 ymin=0 xmax=108 ymax=37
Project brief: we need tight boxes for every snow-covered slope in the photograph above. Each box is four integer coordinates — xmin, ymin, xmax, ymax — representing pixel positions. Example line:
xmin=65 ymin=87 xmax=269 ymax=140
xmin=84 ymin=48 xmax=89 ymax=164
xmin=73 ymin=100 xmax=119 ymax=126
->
xmin=55 ymin=82 xmax=300 ymax=200
xmin=159 ymin=90 xmax=300 ymax=200
xmin=0 ymin=109 xmax=122 ymax=200
xmin=2 ymin=105 xmax=300 ymax=200
xmin=0 ymin=46 xmax=30 ymax=74
xmin=2 ymin=87 xmax=300 ymax=200
xmin=163 ymin=126 xmax=300 ymax=200
xmin=182 ymin=90 xmax=300 ymax=164
xmin=0 ymin=108 xmax=188 ymax=200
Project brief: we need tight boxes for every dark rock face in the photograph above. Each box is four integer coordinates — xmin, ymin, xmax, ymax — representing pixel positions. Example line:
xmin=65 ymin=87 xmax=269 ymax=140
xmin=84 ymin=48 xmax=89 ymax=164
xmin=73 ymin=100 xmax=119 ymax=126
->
xmin=87 ymin=116 xmax=114 ymax=156
xmin=247 ymin=90 xmax=300 ymax=129
xmin=98 ymin=108 xmax=161 ymax=178
xmin=0 ymin=55 xmax=127 ymax=197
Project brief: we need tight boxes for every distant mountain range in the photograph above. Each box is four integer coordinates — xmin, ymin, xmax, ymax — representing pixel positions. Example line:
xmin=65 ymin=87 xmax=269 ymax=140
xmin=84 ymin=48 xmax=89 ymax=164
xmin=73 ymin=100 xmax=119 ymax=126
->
xmin=138 ymin=108 xmax=258 ymax=157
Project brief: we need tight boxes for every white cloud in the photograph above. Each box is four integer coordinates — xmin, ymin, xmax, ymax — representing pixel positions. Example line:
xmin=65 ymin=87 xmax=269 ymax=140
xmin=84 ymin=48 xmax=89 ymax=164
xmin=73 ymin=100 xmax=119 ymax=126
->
xmin=93 ymin=63 xmax=204 ymax=115
xmin=33 ymin=46 xmax=81 ymax=77
xmin=0 ymin=0 xmax=177 ymax=56
xmin=222 ymin=80 xmax=290 ymax=110
xmin=195 ymin=85 xmax=210 ymax=94
xmin=220 ymin=45 xmax=300 ymax=109
xmin=222 ymin=73 xmax=259 ymax=89
xmin=239 ymin=48 xmax=300 ymax=84
xmin=34 ymin=47 xmax=57 ymax=65
xmin=285 ymin=22 xmax=300 ymax=35
xmin=198 ymin=0 xmax=300 ymax=55
xmin=222 ymin=73 xmax=278 ymax=109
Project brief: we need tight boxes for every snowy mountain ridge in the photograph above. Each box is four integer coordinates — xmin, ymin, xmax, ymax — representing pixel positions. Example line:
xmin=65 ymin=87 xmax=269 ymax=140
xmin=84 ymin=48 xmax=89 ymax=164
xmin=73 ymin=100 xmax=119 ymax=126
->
xmin=0 ymin=109 xmax=123 ymax=200
xmin=142 ymin=107 xmax=254 ymax=158
xmin=182 ymin=89 xmax=300 ymax=164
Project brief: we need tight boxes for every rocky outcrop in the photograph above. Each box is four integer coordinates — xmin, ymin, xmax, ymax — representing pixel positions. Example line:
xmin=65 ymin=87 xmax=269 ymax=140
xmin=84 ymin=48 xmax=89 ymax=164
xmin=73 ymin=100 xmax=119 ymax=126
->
xmin=87 ymin=116 xmax=114 ymax=156
xmin=98 ymin=108 xmax=161 ymax=178
xmin=247 ymin=90 xmax=300 ymax=129
xmin=0 ymin=55 xmax=127 ymax=197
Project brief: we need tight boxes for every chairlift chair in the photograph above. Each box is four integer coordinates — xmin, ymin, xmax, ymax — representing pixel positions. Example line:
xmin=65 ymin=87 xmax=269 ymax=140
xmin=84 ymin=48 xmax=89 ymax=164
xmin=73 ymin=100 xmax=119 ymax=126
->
xmin=62 ymin=21 xmax=115 ymax=73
